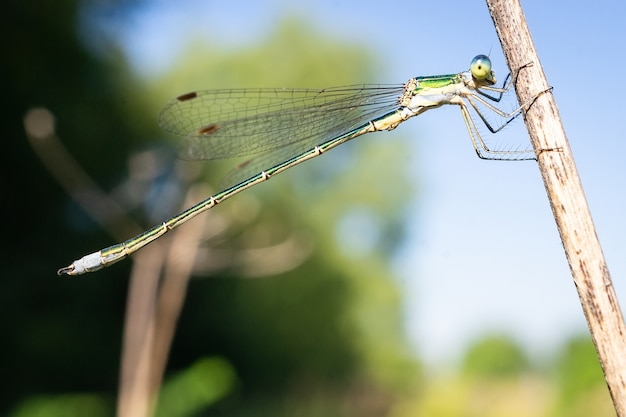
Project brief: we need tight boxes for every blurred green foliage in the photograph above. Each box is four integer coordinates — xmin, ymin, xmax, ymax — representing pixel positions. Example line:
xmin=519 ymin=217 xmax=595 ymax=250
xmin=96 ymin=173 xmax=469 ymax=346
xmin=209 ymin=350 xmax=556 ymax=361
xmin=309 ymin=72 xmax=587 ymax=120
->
xmin=155 ymin=357 xmax=236 ymax=417
xmin=462 ymin=334 xmax=530 ymax=377
xmin=551 ymin=336 xmax=616 ymax=417
xmin=10 ymin=393 xmax=113 ymax=417
xmin=389 ymin=334 xmax=614 ymax=417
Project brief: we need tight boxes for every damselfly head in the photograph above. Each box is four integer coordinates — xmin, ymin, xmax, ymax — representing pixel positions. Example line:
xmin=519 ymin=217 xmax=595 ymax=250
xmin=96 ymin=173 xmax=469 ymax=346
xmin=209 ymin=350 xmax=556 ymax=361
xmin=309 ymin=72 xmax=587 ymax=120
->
xmin=470 ymin=55 xmax=496 ymax=85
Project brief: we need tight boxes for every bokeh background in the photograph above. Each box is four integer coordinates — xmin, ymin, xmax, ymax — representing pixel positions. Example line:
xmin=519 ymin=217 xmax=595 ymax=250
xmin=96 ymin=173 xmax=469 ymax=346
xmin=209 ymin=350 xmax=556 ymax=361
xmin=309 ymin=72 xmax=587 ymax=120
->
xmin=3 ymin=0 xmax=625 ymax=416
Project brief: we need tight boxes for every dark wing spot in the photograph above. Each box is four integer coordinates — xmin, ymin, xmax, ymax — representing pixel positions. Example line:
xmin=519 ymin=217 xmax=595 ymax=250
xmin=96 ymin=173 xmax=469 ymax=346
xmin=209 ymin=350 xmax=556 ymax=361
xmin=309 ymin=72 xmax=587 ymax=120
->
xmin=177 ymin=92 xmax=198 ymax=101
xmin=236 ymin=159 xmax=251 ymax=169
xmin=197 ymin=124 xmax=220 ymax=135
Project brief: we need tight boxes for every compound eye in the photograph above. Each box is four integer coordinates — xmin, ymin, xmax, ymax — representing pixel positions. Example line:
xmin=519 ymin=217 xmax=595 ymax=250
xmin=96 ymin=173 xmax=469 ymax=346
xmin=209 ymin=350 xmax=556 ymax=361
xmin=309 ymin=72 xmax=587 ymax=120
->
xmin=470 ymin=55 xmax=492 ymax=80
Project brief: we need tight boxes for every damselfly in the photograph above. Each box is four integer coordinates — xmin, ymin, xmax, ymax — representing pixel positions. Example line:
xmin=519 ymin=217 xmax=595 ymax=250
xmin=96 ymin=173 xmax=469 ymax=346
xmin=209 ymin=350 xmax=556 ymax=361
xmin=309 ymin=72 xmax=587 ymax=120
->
xmin=59 ymin=54 xmax=537 ymax=275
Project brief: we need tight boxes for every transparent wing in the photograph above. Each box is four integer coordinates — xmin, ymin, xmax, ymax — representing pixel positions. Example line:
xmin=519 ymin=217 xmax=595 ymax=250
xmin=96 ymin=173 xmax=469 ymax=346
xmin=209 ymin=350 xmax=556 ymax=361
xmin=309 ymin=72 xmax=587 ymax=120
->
xmin=158 ymin=85 xmax=405 ymax=161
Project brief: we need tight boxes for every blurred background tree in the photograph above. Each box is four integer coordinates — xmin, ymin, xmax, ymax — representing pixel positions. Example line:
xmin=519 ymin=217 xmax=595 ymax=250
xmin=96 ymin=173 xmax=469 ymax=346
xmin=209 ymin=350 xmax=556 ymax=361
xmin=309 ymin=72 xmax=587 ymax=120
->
xmin=3 ymin=1 xmax=417 ymax=416
xmin=461 ymin=333 xmax=530 ymax=378
xmin=551 ymin=336 xmax=616 ymax=417
xmin=3 ymin=0 xmax=146 ymax=411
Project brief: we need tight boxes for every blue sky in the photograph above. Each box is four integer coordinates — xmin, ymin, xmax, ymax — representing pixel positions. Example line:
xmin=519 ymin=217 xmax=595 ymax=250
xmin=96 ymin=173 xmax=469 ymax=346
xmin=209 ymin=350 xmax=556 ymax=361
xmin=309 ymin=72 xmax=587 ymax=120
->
xmin=92 ymin=0 xmax=626 ymax=364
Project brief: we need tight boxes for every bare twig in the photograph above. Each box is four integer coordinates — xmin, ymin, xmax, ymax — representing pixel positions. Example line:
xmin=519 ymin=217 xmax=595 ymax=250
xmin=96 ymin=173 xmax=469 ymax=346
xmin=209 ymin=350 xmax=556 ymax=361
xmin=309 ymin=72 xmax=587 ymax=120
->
xmin=485 ymin=1 xmax=626 ymax=415
xmin=117 ymin=242 xmax=165 ymax=417
xmin=23 ymin=107 xmax=141 ymax=240
xmin=148 ymin=184 xmax=210 ymax=411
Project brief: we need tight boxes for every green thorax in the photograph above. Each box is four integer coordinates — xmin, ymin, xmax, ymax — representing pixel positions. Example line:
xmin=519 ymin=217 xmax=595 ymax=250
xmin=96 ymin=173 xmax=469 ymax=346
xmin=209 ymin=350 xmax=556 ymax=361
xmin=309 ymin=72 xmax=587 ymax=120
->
xmin=412 ymin=73 xmax=462 ymax=93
